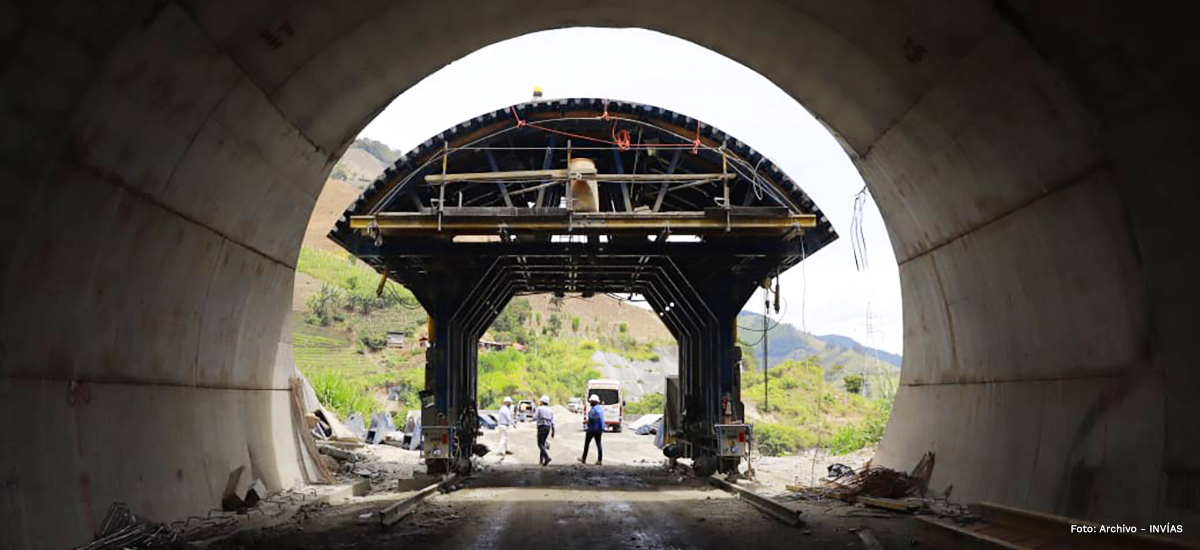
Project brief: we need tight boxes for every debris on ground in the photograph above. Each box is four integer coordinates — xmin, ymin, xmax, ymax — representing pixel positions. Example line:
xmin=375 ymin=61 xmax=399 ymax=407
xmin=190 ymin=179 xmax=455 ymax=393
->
xmin=785 ymin=452 xmax=954 ymax=518
xmin=827 ymin=463 xmax=854 ymax=479
xmin=319 ymin=444 xmax=365 ymax=463
xmin=72 ymin=502 xmax=171 ymax=550
xmin=828 ymin=455 xmax=932 ymax=500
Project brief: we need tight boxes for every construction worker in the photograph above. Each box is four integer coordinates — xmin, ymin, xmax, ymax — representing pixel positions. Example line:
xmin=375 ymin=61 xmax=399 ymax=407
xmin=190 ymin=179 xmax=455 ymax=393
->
xmin=532 ymin=395 xmax=555 ymax=466
xmin=498 ymin=396 xmax=514 ymax=457
xmin=579 ymin=394 xmax=604 ymax=465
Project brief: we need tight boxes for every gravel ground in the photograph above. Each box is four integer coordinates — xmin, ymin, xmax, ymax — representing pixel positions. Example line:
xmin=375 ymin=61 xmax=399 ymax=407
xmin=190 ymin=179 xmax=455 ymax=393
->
xmin=205 ymin=417 xmax=922 ymax=550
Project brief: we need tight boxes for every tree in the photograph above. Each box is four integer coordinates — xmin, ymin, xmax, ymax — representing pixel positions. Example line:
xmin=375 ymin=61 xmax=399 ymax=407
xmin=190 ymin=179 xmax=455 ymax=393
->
xmin=549 ymin=295 xmax=564 ymax=311
xmin=843 ymin=374 xmax=865 ymax=395
xmin=305 ymin=284 xmax=343 ymax=326
xmin=546 ymin=314 xmax=562 ymax=336
xmin=619 ymin=322 xmax=628 ymax=333
xmin=492 ymin=298 xmax=532 ymax=335
xmin=571 ymin=316 xmax=580 ymax=333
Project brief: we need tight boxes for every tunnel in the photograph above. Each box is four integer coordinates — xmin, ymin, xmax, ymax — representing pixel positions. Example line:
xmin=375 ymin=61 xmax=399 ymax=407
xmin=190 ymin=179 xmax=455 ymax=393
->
xmin=1 ymin=1 xmax=1196 ymax=548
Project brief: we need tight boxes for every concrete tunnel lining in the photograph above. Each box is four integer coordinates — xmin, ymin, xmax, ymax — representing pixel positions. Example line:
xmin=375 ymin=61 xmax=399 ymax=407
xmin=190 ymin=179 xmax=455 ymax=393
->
xmin=1 ymin=1 xmax=1196 ymax=547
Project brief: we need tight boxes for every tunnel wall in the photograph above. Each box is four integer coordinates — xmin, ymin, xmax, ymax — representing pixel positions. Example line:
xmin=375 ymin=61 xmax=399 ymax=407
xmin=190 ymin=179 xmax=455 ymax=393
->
xmin=0 ymin=4 xmax=328 ymax=548
xmin=1 ymin=1 xmax=1194 ymax=547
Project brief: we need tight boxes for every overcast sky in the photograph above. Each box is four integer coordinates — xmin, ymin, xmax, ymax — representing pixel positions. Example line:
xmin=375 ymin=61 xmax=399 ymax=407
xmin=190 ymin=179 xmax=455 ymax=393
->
xmin=358 ymin=28 xmax=903 ymax=355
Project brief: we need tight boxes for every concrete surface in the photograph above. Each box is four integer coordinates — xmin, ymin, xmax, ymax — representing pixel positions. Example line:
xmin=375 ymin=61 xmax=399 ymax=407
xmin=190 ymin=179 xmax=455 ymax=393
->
xmin=1 ymin=1 xmax=1196 ymax=547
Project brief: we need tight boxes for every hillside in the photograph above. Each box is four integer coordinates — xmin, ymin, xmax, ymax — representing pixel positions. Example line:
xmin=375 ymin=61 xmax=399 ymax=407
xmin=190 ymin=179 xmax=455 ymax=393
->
xmin=737 ymin=311 xmax=900 ymax=371
xmin=303 ymin=178 xmax=365 ymax=252
xmin=329 ymin=137 xmax=401 ymax=188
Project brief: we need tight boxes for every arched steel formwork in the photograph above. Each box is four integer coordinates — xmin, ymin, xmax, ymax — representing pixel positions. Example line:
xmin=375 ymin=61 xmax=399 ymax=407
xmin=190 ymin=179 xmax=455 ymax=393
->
xmin=330 ymin=98 xmax=837 ymax=472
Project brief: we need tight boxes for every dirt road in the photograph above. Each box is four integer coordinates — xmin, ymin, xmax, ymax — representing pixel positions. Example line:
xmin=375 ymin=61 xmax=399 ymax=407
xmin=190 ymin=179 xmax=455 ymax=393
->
xmin=214 ymin=463 xmax=918 ymax=550
xmin=477 ymin=408 xmax=662 ymax=467
xmin=208 ymin=413 xmax=919 ymax=549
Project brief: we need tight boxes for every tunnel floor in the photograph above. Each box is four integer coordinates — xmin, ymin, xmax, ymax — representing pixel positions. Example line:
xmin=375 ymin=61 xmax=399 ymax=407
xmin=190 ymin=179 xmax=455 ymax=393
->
xmin=209 ymin=463 xmax=919 ymax=549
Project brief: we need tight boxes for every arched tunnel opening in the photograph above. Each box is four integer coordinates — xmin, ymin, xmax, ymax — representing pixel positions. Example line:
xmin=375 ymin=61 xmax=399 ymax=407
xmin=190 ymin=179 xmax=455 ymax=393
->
xmin=328 ymin=98 xmax=838 ymax=476
xmin=1 ymin=2 xmax=1196 ymax=548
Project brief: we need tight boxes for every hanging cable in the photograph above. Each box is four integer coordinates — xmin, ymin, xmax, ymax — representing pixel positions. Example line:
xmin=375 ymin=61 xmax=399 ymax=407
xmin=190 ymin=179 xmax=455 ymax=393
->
xmin=851 ymin=185 xmax=870 ymax=271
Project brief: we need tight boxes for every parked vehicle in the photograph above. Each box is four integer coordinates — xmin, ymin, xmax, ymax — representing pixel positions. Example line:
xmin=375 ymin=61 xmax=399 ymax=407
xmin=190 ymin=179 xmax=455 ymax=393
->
xmin=567 ymin=397 xmax=583 ymax=414
xmin=583 ymin=379 xmax=623 ymax=432
xmin=516 ymin=400 xmax=535 ymax=422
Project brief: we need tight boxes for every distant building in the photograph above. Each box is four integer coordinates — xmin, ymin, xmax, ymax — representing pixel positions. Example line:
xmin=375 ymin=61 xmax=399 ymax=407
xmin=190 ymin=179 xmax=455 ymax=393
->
xmin=478 ymin=339 xmax=526 ymax=352
xmin=386 ymin=331 xmax=406 ymax=349
xmin=478 ymin=339 xmax=506 ymax=352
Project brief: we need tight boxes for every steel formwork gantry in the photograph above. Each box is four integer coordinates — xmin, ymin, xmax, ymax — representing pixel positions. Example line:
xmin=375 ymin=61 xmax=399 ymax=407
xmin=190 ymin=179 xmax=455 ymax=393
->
xmin=331 ymin=99 xmax=836 ymax=474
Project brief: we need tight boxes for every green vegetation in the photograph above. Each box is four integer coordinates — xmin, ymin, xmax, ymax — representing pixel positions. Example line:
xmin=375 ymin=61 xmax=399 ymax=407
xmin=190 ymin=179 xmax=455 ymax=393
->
xmin=309 ymin=369 xmax=379 ymax=419
xmin=741 ymin=358 xmax=892 ymax=456
xmin=625 ymin=392 xmax=664 ymax=415
xmin=843 ymin=373 xmax=865 ymax=394
xmin=756 ymin=422 xmax=818 ymax=456
xmin=477 ymin=342 xmax=601 ymax=409
xmin=545 ymin=313 xmax=562 ymax=336
xmin=293 ymin=248 xmax=429 ymax=415
xmin=828 ymin=393 xmax=893 ymax=454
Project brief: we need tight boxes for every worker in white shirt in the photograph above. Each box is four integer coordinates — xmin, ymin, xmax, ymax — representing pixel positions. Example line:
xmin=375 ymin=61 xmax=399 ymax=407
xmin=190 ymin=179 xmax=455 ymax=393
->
xmin=532 ymin=395 xmax=556 ymax=466
xmin=498 ymin=396 xmax=514 ymax=457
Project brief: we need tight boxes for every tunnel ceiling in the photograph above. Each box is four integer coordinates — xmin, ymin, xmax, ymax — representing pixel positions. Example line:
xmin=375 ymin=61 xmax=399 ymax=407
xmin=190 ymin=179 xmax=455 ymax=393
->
xmin=330 ymin=98 xmax=837 ymax=309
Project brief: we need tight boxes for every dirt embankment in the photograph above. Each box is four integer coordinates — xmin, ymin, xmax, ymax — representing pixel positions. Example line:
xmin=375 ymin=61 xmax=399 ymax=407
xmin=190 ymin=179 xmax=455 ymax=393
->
xmin=302 ymin=178 xmax=365 ymax=253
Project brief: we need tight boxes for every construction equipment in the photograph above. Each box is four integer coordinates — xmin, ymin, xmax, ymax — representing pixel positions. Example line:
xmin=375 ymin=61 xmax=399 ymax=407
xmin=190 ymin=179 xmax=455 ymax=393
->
xmin=421 ymin=426 xmax=453 ymax=460
xmin=715 ymin=423 xmax=752 ymax=457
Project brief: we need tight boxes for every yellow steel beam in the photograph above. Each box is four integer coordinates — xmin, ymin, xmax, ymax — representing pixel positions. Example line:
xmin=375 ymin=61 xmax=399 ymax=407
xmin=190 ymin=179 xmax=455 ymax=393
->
xmin=424 ymin=170 xmax=737 ymax=184
xmin=349 ymin=212 xmax=815 ymax=233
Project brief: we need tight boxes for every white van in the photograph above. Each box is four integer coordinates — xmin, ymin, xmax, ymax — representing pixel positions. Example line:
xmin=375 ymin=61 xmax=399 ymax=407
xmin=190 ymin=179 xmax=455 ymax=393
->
xmin=584 ymin=379 xmax=623 ymax=432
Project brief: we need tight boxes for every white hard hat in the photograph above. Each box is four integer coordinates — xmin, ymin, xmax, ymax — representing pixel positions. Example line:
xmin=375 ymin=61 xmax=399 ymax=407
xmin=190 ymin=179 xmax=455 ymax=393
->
xmin=540 ymin=395 xmax=550 ymax=404
xmin=589 ymin=394 xmax=600 ymax=403
xmin=503 ymin=396 xmax=513 ymax=404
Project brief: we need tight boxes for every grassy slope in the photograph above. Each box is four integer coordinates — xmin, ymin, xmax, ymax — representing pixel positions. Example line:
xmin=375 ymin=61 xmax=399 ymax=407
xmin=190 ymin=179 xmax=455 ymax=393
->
xmin=292 ymin=247 xmax=428 ymax=418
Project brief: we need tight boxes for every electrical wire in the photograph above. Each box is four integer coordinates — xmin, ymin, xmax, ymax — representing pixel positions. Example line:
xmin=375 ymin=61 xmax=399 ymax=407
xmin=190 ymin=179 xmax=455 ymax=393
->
xmin=851 ymin=185 xmax=870 ymax=271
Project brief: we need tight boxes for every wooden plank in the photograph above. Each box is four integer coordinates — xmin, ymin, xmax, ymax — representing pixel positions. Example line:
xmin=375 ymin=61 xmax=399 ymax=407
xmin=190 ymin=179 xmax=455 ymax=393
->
xmin=378 ymin=474 xmax=457 ymax=527
xmin=917 ymin=516 xmax=1032 ymax=550
xmin=856 ymin=496 xmax=920 ymax=512
xmin=710 ymin=477 xmax=804 ymax=527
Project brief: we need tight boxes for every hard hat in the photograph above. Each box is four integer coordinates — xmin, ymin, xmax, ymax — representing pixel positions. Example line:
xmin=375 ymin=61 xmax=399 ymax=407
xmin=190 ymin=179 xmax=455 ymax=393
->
xmin=589 ymin=394 xmax=600 ymax=403
xmin=540 ymin=395 xmax=550 ymax=404
xmin=503 ymin=396 xmax=513 ymax=404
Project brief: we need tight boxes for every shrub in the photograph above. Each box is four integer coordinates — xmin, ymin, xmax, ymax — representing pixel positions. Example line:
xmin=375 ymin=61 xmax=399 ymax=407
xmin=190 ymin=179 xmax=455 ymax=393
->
xmin=359 ymin=331 xmax=387 ymax=351
xmin=305 ymin=284 xmax=343 ymax=326
xmin=843 ymin=374 xmax=865 ymax=394
xmin=828 ymin=394 xmax=893 ymax=454
xmin=625 ymin=392 xmax=665 ymax=414
xmin=755 ymin=422 xmax=815 ymax=456
xmin=309 ymin=370 xmax=377 ymax=419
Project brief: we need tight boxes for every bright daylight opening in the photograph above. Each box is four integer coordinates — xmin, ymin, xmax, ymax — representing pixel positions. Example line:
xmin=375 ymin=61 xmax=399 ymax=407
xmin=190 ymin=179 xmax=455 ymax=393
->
xmin=292 ymin=27 xmax=901 ymax=494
